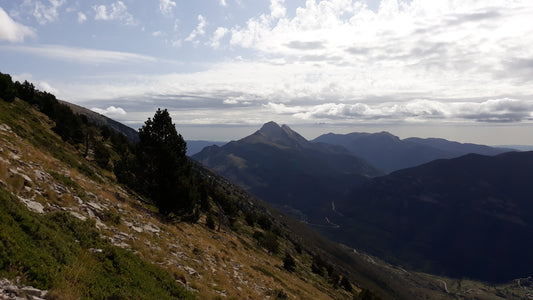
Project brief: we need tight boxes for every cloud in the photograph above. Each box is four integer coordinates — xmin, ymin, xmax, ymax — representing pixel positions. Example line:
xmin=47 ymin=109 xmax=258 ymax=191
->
xmin=209 ymin=27 xmax=228 ymax=48
xmin=0 ymin=7 xmax=36 ymax=42
xmin=37 ymin=81 xmax=57 ymax=94
xmin=218 ymin=0 xmax=227 ymax=7
xmin=93 ymin=1 xmax=135 ymax=25
xmin=454 ymin=98 xmax=533 ymax=123
xmin=77 ymin=12 xmax=87 ymax=24
xmin=223 ymin=95 xmax=252 ymax=105
xmin=159 ymin=0 xmax=176 ymax=16
xmin=91 ymin=106 xmax=127 ymax=117
xmin=0 ymin=44 xmax=157 ymax=64
xmin=263 ymin=102 xmax=304 ymax=114
xmin=270 ymin=0 xmax=286 ymax=19
xmin=285 ymin=41 xmax=325 ymax=50
xmin=186 ymin=14 xmax=208 ymax=43
xmin=26 ymin=0 xmax=66 ymax=25
xmin=264 ymin=99 xmax=533 ymax=123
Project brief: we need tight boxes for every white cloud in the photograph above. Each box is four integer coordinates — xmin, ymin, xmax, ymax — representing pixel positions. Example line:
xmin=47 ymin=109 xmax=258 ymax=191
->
xmin=93 ymin=1 xmax=135 ymax=25
xmin=218 ymin=0 xmax=227 ymax=7
xmin=152 ymin=31 xmax=163 ymax=37
xmin=37 ymin=81 xmax=57 ymax=94
xmin=186 ymin=14 xmax=208 ymax=43
xmin=0 ymin=44 xmax=157 ymax=65
xmin=28 ymin=0 xmax=66 ymax=25
xmin=264 ymin=98 xmax=533 ymax=123
xmin=0 ymin=7 xmax=36 ymax=42
xmin=77 ymin=12 xmax=87 ymax=24
xmin=223 ymin=95 xmax=252 ymax=105
xmin=159 ymin=0 xmax=176 ymax=16
xmin=91 ymin=106 xmax=127 ymax=117
xmin=220 ymin=0 xmax=533 ymax=102
xmin=209 ymin=27 xmax=228 ymax=48
xmin=270 ymin=0 xmax=286 ymax=19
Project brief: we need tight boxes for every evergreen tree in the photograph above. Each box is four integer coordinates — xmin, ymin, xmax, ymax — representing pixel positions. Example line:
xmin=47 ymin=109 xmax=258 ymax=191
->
xmin=0 ymin=72 xmax=16 ymax=102
xmin=136 ymin=108 xmax=198 ymax=217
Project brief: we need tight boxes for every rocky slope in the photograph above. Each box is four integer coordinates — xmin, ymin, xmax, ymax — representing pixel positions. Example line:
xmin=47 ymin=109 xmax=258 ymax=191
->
xmin=0 ymin=99 xmax=354 ymax=299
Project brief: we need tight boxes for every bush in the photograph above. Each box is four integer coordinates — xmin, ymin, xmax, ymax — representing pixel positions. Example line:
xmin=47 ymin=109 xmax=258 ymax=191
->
xmin=341 ymin=276 xmax=353 ymax=292
xmin=311 ymin=255 xmax=326 ymax=276
xmin=206 ymin=214 xmax=216 ymax=230
xmin=354 ymin=288 xmax=381 ymax=300
xmin=253 ymin=230 xmax=279 ymax=254
xmin=245 ymin=211 xmax=256 ymax=227
xmin=257 ymin=214 xmax=272 ymax=231
xmin=283 ymin=253 xmax=296 ymax=272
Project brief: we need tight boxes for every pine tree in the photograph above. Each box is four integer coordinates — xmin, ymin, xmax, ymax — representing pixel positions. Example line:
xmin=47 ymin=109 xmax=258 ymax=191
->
xmin=0 ymin=72 xmax=16 ymax=102
xmin=136 ymin=108 xmax=198 ymax=217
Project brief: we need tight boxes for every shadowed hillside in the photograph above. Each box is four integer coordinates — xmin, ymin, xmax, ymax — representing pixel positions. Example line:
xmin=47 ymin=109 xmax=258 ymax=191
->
xmin=329 ymin=152 xmax=533 ymax=283
xmin=193 ymin=121 xmax=382 ymax=224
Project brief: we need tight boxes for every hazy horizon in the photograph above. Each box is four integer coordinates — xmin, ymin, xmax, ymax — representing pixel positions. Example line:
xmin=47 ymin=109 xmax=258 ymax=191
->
xmin=160 ymin=122 xmax=533 ymax=147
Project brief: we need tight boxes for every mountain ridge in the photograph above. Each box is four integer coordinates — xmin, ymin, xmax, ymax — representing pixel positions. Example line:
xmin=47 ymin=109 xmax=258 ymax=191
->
xmin=193 ymin=122 xmax=382 ymax=223
xmin=59 ymin=100 xmax=140 ymax=143
xmin=329 ymin=151 xmax=533 ymax=283
xmin=313 ymin=131 xmax=514 ymax=172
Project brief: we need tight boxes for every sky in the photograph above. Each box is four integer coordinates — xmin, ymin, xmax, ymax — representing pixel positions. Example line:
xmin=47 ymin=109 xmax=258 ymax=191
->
xmin=1 ymin=0 xmax=533 ymax=145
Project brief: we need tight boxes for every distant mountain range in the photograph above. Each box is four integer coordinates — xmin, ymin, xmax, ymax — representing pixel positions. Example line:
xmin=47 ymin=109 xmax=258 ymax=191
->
xmin=328 ymin=151 xmax=533 ymax=282
xmin=192 ymin=121 xmax=381 ymax=223
xmin=193 ymin=122 xmax=531 ymax=283
xmin=313 ymin=132 xmax=514 ymax=173
xmin=186 ymin=140 xmax=226 ymax=156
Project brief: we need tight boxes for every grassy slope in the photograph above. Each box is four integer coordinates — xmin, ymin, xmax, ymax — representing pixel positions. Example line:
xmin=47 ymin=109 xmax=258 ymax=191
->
xmin=0 ymin=187 xmax=193 ymax=300
xmin=0 ymin=98 xmax=354 ymax=299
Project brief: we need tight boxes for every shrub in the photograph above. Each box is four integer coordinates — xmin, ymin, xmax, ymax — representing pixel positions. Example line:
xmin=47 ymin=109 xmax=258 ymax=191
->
xmin=206 ymin=214 xmax=216 ymax=230
xmin=257 ymin=214 xmax=272 ymax=231
xmin=245 ymin=211 xmax=256 ymax=227
xmin=341 ymin=276 xmax=353 ymax=292
xmin=283 ymin=253 xmax=296 ymax=272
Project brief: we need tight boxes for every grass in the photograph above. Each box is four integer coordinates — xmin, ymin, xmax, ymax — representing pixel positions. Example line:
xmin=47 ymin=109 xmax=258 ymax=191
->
xmin=49 ymin=171 xmax=86 ymax=198
xmin=0 ymin=99 xmax=101 ymax=181
xmin=0 ymin=186 xmax=194 ymax=299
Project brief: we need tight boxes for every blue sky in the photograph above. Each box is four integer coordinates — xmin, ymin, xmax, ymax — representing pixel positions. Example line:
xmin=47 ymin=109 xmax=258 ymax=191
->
xmin=1 ymin=0 xmax=533 ymax=145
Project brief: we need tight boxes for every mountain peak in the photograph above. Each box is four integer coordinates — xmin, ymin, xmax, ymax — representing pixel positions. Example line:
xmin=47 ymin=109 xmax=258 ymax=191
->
xmin=257 ymin=121 xmax=282 ymax=135
xmin=244 ymin=121 xmax=308 ymax=148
